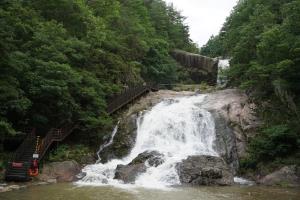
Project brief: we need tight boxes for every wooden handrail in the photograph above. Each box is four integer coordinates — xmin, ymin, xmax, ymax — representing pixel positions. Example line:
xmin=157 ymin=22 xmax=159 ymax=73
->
xmin=106 ymin=85 xmax=155 ymax=114
xmin=38 ymin=123 xmax=77 ymax=160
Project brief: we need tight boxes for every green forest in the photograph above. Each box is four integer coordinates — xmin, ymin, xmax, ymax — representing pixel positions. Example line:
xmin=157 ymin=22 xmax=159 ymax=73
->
xmin=201 ymin=0 xmax=300 ymax=174
xmin=0 ymin=0 xmax=198 ymax=156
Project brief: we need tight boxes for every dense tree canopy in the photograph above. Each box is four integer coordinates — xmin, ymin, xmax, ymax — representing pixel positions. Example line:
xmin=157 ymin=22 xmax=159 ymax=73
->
xmin=0 ymin=0 xmax=197 ymax=145
xmin=201 ymin=0 xmax=300 ymax=168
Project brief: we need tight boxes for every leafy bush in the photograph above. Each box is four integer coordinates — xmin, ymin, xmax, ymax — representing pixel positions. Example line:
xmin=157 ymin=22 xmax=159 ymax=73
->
xmin=247 ymin=125 xmax=299 ymax=164
xmin=49 ymin=144 xmax=93 ymax=164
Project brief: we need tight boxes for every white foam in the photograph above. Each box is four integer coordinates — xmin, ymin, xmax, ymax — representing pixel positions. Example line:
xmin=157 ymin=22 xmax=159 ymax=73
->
xmin=234 ymin=177 xmax=255 ymax=185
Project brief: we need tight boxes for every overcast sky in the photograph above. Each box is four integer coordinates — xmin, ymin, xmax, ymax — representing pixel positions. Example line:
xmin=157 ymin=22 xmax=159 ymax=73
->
xmin=164 ymin=0 xmax=238 ymax=47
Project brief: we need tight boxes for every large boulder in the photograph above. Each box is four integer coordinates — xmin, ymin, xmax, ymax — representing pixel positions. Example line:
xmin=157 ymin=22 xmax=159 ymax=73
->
xmin=114 ymin=163 xmax=146 ymax=184
xmin=258 ymin=165 xmax=300 ymax=187
xmin=176 ymin=155 xmax=234 ymax=186
xmin=37 ymin=160 xmax=81 ymax=182
xmin=129 ymin=151 xmax=164 ymax=167
xmin=114 ymin=151 xmax=164 ymax=183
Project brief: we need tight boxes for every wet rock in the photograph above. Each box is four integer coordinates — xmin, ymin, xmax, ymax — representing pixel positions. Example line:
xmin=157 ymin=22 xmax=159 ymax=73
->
xmin=176 ymin=155 xmax=234 ymax=186
xmin=114 ymin=151 xmax=164 ymax=183
xmin=211 ymin=111 xmax=239 ymax=175
xmin=258 ymin=165 xmax=300 ymax=187
xmin=130 ymin=151 xmax=164 ymax=167
xmin=114 ymin=163 xmax=146 ymax=183
xmin=37 ymin=160 xmax=81 ymax=182
xmin=100 ymin=113 xmax=138 ymax=162
xmin=76 ymin=172 xmax=87 ymax=180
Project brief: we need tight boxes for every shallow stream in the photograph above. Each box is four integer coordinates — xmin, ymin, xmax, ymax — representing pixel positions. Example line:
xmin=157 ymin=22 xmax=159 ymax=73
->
xmin=1 ymin=183 xmax=299 ymax=200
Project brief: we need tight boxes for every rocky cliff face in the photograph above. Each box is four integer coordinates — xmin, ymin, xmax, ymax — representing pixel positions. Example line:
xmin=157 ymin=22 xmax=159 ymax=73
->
xmin=201 ymin=89 xmax=261 ymax=174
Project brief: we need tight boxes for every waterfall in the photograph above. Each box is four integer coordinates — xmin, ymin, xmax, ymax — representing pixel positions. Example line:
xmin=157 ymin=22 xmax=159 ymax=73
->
xmin=217 ymin=59 xmax=230 ymax=85
xmin=96 ymin=122 xmax=119 ymax=162
xmin=76 ymin=95 xmax=218 ymax=188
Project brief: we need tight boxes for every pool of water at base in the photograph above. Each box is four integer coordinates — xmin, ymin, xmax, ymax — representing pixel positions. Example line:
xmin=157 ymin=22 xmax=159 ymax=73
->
xmin=0 ymin=183 xmax=299 ymax=200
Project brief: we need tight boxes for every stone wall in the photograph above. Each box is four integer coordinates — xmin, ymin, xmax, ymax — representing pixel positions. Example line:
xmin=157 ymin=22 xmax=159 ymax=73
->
xmin=171 ymin=49 xmax=218 ymax=85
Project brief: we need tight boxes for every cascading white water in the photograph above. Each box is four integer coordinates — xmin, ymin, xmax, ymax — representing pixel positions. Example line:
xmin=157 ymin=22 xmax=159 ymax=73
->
xmin=96 ymin=122 xmax=119 ymax=162
xmin=76 ymin=95 xmax=218 ymax=189
xmin=217 ymin=59 xmax=230 ymax=85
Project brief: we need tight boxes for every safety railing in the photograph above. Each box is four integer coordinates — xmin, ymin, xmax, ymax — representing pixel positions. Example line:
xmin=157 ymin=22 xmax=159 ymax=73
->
xmin=38 ymin=123 xmax=77 ymax=160
xmin=106 ymin=85 xmax=157 ymax=114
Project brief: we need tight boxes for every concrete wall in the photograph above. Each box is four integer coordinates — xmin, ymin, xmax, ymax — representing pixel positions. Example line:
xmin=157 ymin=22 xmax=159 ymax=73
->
xmin=171 ymin=49 xmax=218 ymax=85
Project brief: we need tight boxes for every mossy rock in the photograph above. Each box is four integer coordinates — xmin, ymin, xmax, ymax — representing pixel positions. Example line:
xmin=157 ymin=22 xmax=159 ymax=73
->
xmin=99 ymin=113 xmax=139 ymax=162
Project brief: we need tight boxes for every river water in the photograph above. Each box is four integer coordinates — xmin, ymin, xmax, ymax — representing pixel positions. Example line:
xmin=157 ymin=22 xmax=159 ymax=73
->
xmin=1 ymin=183 xmax=299 ymax=200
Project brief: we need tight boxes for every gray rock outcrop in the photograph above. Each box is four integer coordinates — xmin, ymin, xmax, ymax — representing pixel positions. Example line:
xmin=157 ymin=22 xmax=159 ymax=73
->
xmin=258 ymin=165 xmax=300 ymax=187
xmin=176 ymin=155 xmax=234 ymax=186
xmin=37 ymin=160 xmax=81 ymax=182
xmin=114 ymin=151 xmax=164 ymax=183
xmin=202 ymin=89 xmax=261 ymax=174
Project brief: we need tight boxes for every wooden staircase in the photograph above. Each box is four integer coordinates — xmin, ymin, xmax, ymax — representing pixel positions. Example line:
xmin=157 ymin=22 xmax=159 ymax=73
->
xmin=5 ymin=124 xmax=77 ymax=181
xmin=5 ymin=84 xmax=158 ymax=181
xmin=106 ymin=84 xmax=158 ymax=115
xmin=5 ymin=129 xmax=36 ymax=181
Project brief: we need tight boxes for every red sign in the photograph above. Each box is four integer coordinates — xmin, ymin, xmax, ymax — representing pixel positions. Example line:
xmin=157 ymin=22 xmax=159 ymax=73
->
xmin=12 ymin=162 xmax=23 ymax=168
